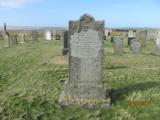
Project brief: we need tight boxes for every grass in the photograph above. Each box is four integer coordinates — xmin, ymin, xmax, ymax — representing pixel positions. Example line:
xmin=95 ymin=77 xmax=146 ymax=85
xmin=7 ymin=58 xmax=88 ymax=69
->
xmin=0 ymin=38 xmax=160 ymax=120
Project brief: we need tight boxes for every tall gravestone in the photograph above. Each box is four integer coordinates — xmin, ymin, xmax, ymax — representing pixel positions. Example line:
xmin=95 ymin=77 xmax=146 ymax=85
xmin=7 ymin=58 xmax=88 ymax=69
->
xmin=156 ymin=31 xmax=160 ymax=53
xmin=63 ymin=30 xmax=69 ymax=55
xmin=59 ymin=14 xmax=111 ymax=108
xmin=136 ymin=30 xmax=147 ymax=48
xmin=113 ymin=37 xmax=123 ymax=54
xmin=128 ymin=30 xmax=136 ymax=45
xmin=3 ymin=23 xmax=10 ymax=47
xmin=130 ymin=39 xmax=141 ymax=54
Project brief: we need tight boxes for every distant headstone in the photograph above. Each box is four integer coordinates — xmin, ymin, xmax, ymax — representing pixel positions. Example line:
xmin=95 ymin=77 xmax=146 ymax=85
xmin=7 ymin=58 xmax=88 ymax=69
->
xmin=128 ymin=30 xmax=136 ymax=45
xmin=10 ymin=32 xmax=18 ymax=45
xmin=156 ymin=31 xmax=160 ymax=53
xmin=32 ymin=31 xmax=38 ymax=41
xmin=45 ymin=30 xmax=51 ymax=40
xmin=59 ymin=14 xmax=111 ymax=108
xmin=63 ymin=30 xmax=69 ymax=55
xmin=55 ymin=34 xmax=60 ymax=40
xmin=19 ymin=33 xmax=25 ymax=43
xmin=136 ymin=30 xmax=147 ymax=47
xmin=4 ymin=34 xmax=10 ymax=47
xmin=130 ymin=39 xmax=141 ymax=54
xmin=113 ymin=37 xmax=123 ymax=54
xmin=3 ymin=23 xmax=11 ymax=47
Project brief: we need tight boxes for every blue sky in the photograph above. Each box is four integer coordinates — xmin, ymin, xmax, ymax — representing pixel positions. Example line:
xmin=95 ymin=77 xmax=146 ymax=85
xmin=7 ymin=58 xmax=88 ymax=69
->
xmin=0 ymin=0 xmax=160 ymax=28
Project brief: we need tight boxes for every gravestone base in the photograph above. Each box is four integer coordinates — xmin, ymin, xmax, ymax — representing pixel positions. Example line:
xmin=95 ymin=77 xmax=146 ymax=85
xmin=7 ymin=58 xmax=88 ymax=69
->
xmin=62 ymin=48 xmax=68 ymax=55
xmin=59 ymin=81 xmax=111 ymax=108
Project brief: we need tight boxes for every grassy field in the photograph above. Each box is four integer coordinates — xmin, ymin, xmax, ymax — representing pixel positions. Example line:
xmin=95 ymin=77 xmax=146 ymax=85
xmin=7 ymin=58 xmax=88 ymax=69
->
xmin=0 ymin=39 xmax=160 ymax=120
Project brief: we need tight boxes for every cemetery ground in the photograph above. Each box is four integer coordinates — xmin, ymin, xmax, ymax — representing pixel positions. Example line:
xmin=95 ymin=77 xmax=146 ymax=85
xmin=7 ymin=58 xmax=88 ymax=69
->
xmin=0 ymin=39 xmax=160 ymax=120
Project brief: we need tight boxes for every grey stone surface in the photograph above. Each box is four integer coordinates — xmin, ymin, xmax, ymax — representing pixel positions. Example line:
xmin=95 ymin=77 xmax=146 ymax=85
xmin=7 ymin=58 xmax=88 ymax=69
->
xmin=63 ymin=30 xmax=69 ymax=55
xmin=136 ymin=30 xmax=147 ymax=47
xmin=131 ymin=39 xmax=141 ymax=54
xmin=59 ymin=14 xmax=111 ymax=108
xmin=113 ymin=37 xmax=123 ymax=54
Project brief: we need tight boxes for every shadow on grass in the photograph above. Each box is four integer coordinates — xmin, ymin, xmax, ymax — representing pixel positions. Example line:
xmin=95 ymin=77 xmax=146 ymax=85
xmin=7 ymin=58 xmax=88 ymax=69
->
xmin=109 ymin=81 xmax=160 ymax=103
xmin=143 ymin=52 xmax=160 ymax=57
xmin=104 ymin=65 xmax=129 ymax=70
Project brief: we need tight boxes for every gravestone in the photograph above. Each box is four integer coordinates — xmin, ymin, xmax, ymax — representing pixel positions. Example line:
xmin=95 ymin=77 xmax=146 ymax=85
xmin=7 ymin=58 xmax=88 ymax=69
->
xmin=32 ymin=30 xmax=38 ymax=41
xmin=10 ymin=32 xmax=18 ymax=45
xmin=156 ymin=31 xmax=160 ymax=53
xmin=63 ymin=30 xmax=69 ymax=55
xmin=128 ymin=30 xmax=136 ymax=45
xmin=55 ymin=34 xmax=61 ymax=40
xmin=136 ymin=30 xmax=147 ymax=47
xmin=3 ymin=23 xmax=11 ymax=47
xmin=45 ymin=30 xmax=52 ymax=40
xmin=59 ymin=14 xmax=111 ymax=108
xmin=113 ymin=37 xmax=123 ymax=54
xmin=4 ymin=34 xmax=10 ymax=47
xmin=19 ymin=33 xmax=25 ymax=43
xmin=130 ymin=39 xmax=141 ymax=54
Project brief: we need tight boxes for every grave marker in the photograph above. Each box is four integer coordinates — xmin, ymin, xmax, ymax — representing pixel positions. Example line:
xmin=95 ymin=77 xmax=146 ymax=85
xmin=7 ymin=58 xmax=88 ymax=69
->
xmin=59 ymin=14 xmax=111 ymax=108
xmin=113 ymin=37 xmax=123 ymax=54
xmin=131 ymin=39 xmax=141 ymax=54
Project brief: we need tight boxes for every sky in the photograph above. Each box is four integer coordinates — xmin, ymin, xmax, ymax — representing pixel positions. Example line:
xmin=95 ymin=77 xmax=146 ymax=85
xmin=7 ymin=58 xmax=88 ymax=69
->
xmin=0 ymin=0 xmax=160 ymax=28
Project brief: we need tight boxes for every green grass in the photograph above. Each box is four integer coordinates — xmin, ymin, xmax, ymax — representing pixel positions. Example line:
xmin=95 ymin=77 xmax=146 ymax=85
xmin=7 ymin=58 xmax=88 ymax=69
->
xmin=0 ymin=39 xmax=160 ymax=120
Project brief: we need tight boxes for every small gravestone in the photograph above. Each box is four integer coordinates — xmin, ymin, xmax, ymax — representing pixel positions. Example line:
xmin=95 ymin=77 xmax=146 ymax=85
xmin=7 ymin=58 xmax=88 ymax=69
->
xmin=128 ymin=30 xmax=136 ymax=45
xmin=19 ymin=33 xmax=25 ymax=43
xmin=156 ymin=31 xmax=160 ymax=53
xmin=59 ymin=14 xmax=111 ymax=108
xmin=63 ymin=30 xmax=69 ymax=55
xmin=113 ymin=37 xmax=123 ymax=54
xmin=136 ymin=30 xmax=147 ymax=47
xmin=4 ymin=34 xmax=10 ymax=47
xmin=45 ymin=30 xmax=51 ymax=40
xmin=10 ymin=32 xmax=18 ymax=45
xmin=130 ymin=39 xmax=141 ymax=54
xmin=55 ymin=34 xmax=60 ymax=40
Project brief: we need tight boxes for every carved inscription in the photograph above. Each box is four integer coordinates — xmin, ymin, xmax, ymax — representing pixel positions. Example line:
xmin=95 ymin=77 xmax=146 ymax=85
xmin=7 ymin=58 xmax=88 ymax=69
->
xmin=70 ymin=30 xmax=101 ymax=58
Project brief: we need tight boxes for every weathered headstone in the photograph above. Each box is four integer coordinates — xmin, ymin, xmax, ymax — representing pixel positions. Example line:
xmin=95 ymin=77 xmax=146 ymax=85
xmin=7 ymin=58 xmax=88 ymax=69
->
xmin=59 ymin=14 xmax=111 ymax=108
xmin=136 ymin=30 xmax=147 ymax=47
xmin=45 ymin=30 xmax=52 ymax=40
xmin=130 ymin=39 xmax=141 ymax=54
xmin=63 ymin=30 xmax=69 ymax=55
xmin=156 ymin=31 xmax=160 ymax=53
xmin=128 ymin=30 xmax=136 ymax=45
xmin=113 ymin=37 xmax=123 ymax=54
xmin=55 ymin=34 xmax=60 ymax=40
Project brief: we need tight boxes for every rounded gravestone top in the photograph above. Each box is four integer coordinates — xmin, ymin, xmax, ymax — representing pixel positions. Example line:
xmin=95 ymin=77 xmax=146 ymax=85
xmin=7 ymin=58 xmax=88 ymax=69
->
xmin=79 ymin=14 xmax=95 ymax=23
